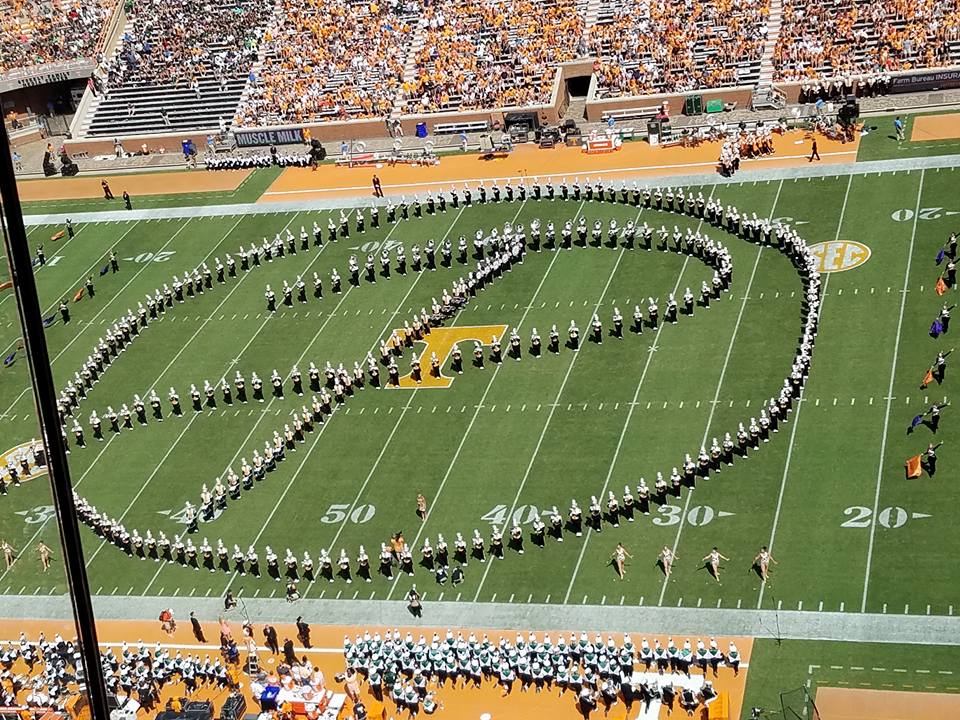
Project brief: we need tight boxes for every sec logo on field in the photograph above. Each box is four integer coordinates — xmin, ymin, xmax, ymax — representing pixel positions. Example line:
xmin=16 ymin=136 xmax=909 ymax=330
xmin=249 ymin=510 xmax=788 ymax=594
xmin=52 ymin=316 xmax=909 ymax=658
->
xmin=809 ymin=241 xmax=871 ymax=273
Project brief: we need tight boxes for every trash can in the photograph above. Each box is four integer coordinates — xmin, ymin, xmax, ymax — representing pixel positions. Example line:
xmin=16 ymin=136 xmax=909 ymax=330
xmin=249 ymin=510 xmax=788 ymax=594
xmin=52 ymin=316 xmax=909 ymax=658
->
xmin=415 ymin=122 xmax=428 ymax=138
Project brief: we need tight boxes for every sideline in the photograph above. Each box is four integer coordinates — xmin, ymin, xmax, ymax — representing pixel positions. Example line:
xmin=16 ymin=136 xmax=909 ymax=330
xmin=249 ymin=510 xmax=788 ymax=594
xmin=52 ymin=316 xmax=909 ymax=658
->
xmin=19 ymin=154 xmax=960 ymax=226
xmin=1 ymin=595 xmax=958 ymax=646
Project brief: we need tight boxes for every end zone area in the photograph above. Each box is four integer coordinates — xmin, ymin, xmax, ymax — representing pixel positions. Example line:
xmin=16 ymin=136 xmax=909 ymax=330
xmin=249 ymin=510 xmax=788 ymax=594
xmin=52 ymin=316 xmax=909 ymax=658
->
xmin=816 ymin=687 xmax=960 ymax=720
xmin=16 ymin=169 xmax=253 ymax=202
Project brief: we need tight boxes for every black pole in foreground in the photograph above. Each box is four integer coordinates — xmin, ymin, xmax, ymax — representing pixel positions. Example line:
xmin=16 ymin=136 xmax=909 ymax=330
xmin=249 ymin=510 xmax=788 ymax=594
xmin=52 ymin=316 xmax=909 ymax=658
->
xmin=0 ymin=126 xmax=111 ymax=720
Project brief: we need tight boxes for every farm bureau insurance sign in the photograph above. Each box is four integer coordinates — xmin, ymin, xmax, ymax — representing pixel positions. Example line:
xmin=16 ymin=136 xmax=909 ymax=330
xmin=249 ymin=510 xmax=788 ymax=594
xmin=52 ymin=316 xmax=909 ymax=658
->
xmin=889 ymin=69 xmax=960 ymax=93
xmin=234 ymin=128 xmax=305 ymax=148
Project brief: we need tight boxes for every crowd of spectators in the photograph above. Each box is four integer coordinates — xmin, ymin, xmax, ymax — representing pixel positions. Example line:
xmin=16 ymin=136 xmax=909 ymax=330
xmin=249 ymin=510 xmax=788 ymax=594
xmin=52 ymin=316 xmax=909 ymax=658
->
xmin=0 ymin=0 xmax=114 ymax=75
xmin=774 ymin=0 xmax=960 ymax=82
xmin=402 ymin=0 xmax=585 ymax=113
xmin=99 ymin=0 xmax=270 ymax=91
xmin=589 ymin=0 xmax=769 ymax=98
xmin=234 ymin=0 xmax=416 ymax=126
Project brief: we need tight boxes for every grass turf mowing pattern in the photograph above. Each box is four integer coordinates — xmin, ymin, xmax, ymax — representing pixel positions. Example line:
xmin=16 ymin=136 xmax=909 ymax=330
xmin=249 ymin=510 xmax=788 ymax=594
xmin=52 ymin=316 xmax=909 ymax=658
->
xmin=742 ymin=639 xmax=960 ymax=715
xmin=1 ymin=171 xmax=959 ymax=618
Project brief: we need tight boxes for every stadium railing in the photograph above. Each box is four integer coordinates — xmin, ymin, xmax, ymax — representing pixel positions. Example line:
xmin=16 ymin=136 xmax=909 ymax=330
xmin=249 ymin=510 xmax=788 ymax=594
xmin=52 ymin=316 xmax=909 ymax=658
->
xmin=61 ymin=59 xmax=960 ymax=158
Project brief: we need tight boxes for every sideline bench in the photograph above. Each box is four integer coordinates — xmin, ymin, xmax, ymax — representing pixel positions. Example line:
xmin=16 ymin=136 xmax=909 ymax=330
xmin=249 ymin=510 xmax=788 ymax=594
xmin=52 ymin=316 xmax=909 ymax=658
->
xmin=432 ymin=120 xmax=489 ymax=135
xmin=601 ymin=106 xmax=661 ymax=123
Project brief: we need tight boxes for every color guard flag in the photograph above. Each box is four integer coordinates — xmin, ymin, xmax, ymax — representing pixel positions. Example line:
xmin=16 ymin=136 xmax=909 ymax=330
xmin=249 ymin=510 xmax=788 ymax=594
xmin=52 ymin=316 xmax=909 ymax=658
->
xmin=73 ymin=288 xmax=84 ymax=302
xmin=936 ymin=248 xmax=946 ymax=265
xmin=910 ymin=414 xmax=924 ymax=428
xmin=905 ymin=454 xmax=923 ymax=479
xmin=921 ymin=368 xmax=934 ymax=389
xmin=42 ymin=314 xmax=56 ymax=328
xmin=50 ymin=230 xmax=65 ymax=241
xmin=2 ymin=352 xmax=15 ymax=367
xmin=99 ymin=264 xmax=109 ymax=276
xmin=931 ymin=319 xmax=944 ymax=337
xmin=936 ymin=276 xmax=949 ymax=296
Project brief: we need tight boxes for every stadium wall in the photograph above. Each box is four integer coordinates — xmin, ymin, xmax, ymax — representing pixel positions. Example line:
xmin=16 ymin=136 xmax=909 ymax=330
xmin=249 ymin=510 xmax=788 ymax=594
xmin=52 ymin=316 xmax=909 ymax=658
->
xmin=585 ymin=82 xmax=754 ymax=122
xmin=60 ymin=61 xmax=582 ymax=157
xmin=58 ymin=63 xmax=960 ymax=159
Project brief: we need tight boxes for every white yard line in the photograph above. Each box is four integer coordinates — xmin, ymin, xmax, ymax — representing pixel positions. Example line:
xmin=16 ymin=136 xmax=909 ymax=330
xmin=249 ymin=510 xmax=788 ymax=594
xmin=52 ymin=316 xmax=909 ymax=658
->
xmin=861 ymin=168 xmax=925 ymax=613
xmin=86 ymin=213 xmax=320 ymax=567
xmin=472 ymin=245 xmax=627 ymax=602
xmin=0 ymin=223 xmax=81 ymax=309
xmin=312 ymin=204 xmax=472 ymax=561
xmin=214 ymin=206 xmax=472 ymax=598
xmin=1 ymin=219 xmax=180 ymax=417
xmin=560 ymin=192 xmax=717 ymax=603
xmin=656 ymin=180 xmax=783 ymax=606
xmin=383 ymin=200 xmax=575 ymax=602
xmin=3 ymin=211 xmax=302 ymax=579
xmin=757 ymin=174 xmax=852 ymax=609
xmin=141 ymin=214 xmax=301 ymax=396
xmin=84 ymin=214 xmax=309 ymax=567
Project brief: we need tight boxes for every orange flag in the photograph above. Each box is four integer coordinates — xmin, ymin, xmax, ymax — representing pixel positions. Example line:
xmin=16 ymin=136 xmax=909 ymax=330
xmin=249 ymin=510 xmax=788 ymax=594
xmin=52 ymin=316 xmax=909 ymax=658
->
xmin=936 ymin=276 xmax=948 ymax=296
xmin=905 ymin=454 xmax=923 ymax=479
xmin=921 ymin=368 xmax=934 ymax=389
xmin=73 ymin=288 xmax=84 ymax=302
xmin=50 ymin=230 xmax=65 ymax=241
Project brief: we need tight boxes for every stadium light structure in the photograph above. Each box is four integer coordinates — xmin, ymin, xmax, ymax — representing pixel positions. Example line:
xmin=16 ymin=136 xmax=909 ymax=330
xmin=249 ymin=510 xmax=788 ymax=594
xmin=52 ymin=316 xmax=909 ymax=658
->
xmin=0 ymin=123 xmax=112 ymax=720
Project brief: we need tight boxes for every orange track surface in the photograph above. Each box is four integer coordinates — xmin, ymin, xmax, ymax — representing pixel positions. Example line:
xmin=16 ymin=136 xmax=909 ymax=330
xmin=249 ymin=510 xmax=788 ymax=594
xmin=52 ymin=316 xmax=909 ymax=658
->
xmin=911 ymin=113 xmax=960 ymax=142
xmin=1 ymin=618 xmax=752 ymax=720
xmin=15 ymin=169 xmax=252 ymax=202
xmin=816 ymin=687 xmax=960 ymax=720
xmin=261 ymin=131 xmax=858 ymax=204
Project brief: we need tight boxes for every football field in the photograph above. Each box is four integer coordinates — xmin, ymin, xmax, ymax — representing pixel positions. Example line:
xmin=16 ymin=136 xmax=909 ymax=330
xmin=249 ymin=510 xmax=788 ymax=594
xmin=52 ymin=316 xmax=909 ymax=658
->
xmin=1 ymin=162 xmax=960 ymax=627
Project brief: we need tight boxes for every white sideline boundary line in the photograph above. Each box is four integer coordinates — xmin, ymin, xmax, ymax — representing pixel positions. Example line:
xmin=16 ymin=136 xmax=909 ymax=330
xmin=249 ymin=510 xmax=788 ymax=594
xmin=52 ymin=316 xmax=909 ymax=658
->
xmin=261 ymin=152 xmax=860 ymax=197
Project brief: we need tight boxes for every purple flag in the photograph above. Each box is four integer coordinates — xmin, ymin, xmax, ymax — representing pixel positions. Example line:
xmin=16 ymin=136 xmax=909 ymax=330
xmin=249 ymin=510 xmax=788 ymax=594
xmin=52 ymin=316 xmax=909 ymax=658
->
xmin=937 ymin=248 xmax=946 ymax=265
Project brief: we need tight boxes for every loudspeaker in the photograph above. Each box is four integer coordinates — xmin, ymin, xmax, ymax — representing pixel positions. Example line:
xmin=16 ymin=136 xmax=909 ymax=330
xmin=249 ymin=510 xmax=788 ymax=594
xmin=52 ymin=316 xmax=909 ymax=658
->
xmin=220 ymin=693 xmax=246 ymax=720
xmin=504 ymin=111 xmax=539 ymax=131
xmin=183 ymin=700 xmax=213 ymax=720
xmin=684 ymin=95 xmax=703 ymax=116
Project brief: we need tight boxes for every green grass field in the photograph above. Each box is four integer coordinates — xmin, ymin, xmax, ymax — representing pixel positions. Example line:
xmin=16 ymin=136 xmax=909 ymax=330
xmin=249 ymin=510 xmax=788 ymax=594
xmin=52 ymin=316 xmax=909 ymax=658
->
xmin=742 ymin=638 xmax=960 ymax=716
xmin=857 ymin=110 xmax=960 ymax=161
xmin=2 ymin=165 xmax=959 ymax=623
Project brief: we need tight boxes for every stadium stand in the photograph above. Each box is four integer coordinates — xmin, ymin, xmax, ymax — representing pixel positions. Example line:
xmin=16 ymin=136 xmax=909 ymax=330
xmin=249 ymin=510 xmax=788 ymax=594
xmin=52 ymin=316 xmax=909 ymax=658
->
xmin=0 ymin=0 xmax=114 ymax=75
xmin=773 ymin=0 xmax=960 ymax=82
xmin=589 ymin=0 xmax=770 ymax=98
xmin=234 ymin=0 xmax=417 ymax=126
xmin=80 ymin=0 xmax=272 ymax=137
xmin=399 ymin=0 xmax=587 ymax=114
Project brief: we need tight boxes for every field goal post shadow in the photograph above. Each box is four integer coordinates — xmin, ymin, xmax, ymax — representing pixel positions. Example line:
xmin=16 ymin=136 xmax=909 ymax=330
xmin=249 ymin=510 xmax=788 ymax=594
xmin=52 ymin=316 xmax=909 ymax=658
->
xmin=780 ymin=686 xmax=822 ymax=720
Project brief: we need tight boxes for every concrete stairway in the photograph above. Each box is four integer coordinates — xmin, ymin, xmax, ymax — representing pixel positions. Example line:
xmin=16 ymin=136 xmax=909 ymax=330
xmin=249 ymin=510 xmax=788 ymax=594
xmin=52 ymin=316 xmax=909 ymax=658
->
xmin=391 ymin=21 xmax=427 ymax=117
xmin=757 ymin=0 xmax=784 ymax=87
xmin=564 ymin=96 xmax=588 ymax=122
